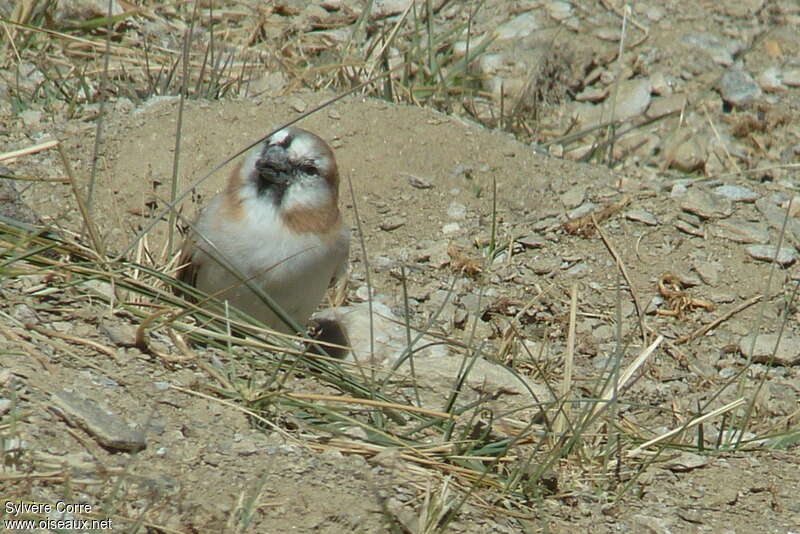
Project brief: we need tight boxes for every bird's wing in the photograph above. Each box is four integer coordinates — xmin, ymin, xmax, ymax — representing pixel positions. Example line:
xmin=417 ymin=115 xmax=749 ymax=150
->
xmin=329 ymin=226 xmax=350 ymax=286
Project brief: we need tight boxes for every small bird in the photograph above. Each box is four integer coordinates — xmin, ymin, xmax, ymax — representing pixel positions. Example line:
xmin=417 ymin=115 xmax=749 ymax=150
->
xmin=176 ymin=127 xmax=350 ymax=334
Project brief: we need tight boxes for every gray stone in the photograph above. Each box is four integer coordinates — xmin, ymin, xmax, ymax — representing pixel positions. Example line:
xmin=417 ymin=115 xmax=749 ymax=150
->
xmin=568 ymin=202 xmax=597 ymax=220
xmin=711 ymin=219 xmax=769 ymax=244
xmin=312 ymin=301 xmax=448 ymax=365
xmin=680 ymin=188 xmax=733 ymax=219
xmin=496 ymin=11 xmax=540 ymax=41
xmin=719 ymin=68 xmax=762 ymax=107
xmin=668 ymin=138 xmax=706 ymax=173
xmin=682 ymin=33 xmax=745 ymax=67
xmin=693 ymin=261 xmax=722 ymax=286
xmin=649 ymin=71 xmax=672 ymax=95
xmin=447 ymin=202 xmax=467 ymax=220
xmin=625 ymin=209 xmax=658 ymax=226
xmin=517 ymin=234 xmax=545 ymax=249
xmin=745 ymin=245 xmax=797 ymax=266
xmin=406 ymin=175 xmax=433 ymax=189
xmin=755 ymin=198 xmax=800 ymax=246
xmin=380 ymin=216 xmax=406 ymax=231
xmin=560 ymin=184 xmax=586 ymax=209
xmin=442 ymin=222 xmax=461 ymax=235
xmin=613 ymin=79 xmax=652 ymax=121
xmin=529 ymin=256 xmax=560 ymax=275
xmin=575 ymin=85 xmax=608 ymax=103
xmin=646 ymin=94 xmax=687 ymax=118
xmin=50 ymin=390 xmax=146 ymax=452
xmin=546 ymin=1 xmax=573 ymax=21
xmin=783 ymin=69 xmax=800 ymax=87
xmin=674 ymin=219 xmax=704 ymax=237
xmin=739 ymin=333 xmax=800 ymax=366
xmin=713 ymin=184 xmax=759 ymax=202
xmin=757 ymin=67 xmax=784 ymax=92
xmin=371 ymin=0 xmax=413 ymax=19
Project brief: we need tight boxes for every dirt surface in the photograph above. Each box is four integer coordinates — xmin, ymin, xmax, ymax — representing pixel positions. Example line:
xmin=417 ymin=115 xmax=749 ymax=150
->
xmin=2 ymin=0 xmax=800 ymax=533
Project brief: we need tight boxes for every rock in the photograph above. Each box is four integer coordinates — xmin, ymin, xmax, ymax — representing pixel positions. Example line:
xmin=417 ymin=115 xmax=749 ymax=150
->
xmin=613 ymin=131 xmax=659 ymax=161
xmin=671 ymin=182 xmax=689 ymax=198
xmin=783 ymin=69 xmax=800 ymax=87
xmin=477 ymin=53 xmax=505 ymax=75
xmin=50 ymin=390 xmax=146 ymax=452
xmin=0 ymin=171 xmax=42 ymax=225
xmin=594 ymin=26 xmax=622 ymax=41
xmin=613 ymin=79 xmax=652 ymax=121
xmin=572 ymin=102 xmax=603 ymax=128
xmin=288 ymin=97 xmax=307 ymax=113
xmin=371 ymin=0 xmax=413 ymax=19
xmin=55 ymin=0 xmax=124 ymax=23
xmin=560 ymin=185 xmax=586 ymax=209
xmin=745 ymin=245 xmax=796 ymax=266
xmin=663 ymin=451 xmax=709 ymax=472
xmin=645 ymin=6 xmax=665 ymax=21
xmin=711 ymin=220 xmax=769 ymax=244
xmin=442 ymin=222 xmax=461 ymax=235
xmin=20 ymin=110 xmax=42 ymax=128
xmin=668 ymin=137 xmax=706 ymax=173
xmin=757 ymin=67 xmax=784 ymax=92
xmin=496 ymin=11 xmax=540 ymax=41
xmin=312 ymin=301 xmax=448 ymax=365
xmin=12 ymin=303 xmax=40 ymax=325
xmin=575 ymin=86 xmax=608 ymax=102
xmin=546 ymin=1 xmax=573 ymax=21
xmin=716 ymin=0 xmax=764 ymax=17
xmin=682 ymin=33 xmax=745 ymax=67
xmin=739 ymin=333 xmax=800 ymax=366
xmin=693 ymin=261 xmax=722 ymax=286
xmin=645 ymin=94 xmax=687 ymax=118
xmin=649 ymin=72 xmax=672 ymax=95
xmin=713 ymin=184 xmax=759 ymax=202
xmin=320 ymin=0 xmax=341 ymax=10
xmin=784 ymin=196 xmax=800 ymax=217
xmin=406 ymin=175 xmax=433 ymax=189
xmin=380 ymin=216 xmax=406 ymax=231
xmin=718 ymin=68 xmax=762 ymax=107
xmin=415 ymin=352 xmax=551 ymax=400
xmin=567 ymin=202 xmax=597 ymax=220
xmin=755 ymin=197 xmax=800 ymax=245
xmin=447 ymin=202 xmax=467 ymax=220
xmin=625 ymin=209 xmax=659 ymax=226
xmin=100 ymin=320 xmax=137 ymax=347
xmin=674 ymin=219 xmax=704 ymax=237
xmin=529 ymin=256 xmax=560 ymax=275
xmin=680 ymin=188 xmax=733 ymax=219
xmin=517 ymin=234 xmax=545 ymax=249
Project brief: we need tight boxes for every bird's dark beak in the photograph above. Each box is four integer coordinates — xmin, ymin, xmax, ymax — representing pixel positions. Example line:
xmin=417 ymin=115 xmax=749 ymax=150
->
xmin=256 ymin=145 xmax=292 ymax=187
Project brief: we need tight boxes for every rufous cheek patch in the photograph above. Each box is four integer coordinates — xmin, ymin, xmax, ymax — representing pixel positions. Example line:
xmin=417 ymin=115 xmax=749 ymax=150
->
xmin=282 ymin=202 xmax=340 ymax=235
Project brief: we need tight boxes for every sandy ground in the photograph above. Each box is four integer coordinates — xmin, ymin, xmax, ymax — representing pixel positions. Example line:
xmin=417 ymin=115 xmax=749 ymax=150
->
xmin=1 ymin=0 xmax=799 ymax=532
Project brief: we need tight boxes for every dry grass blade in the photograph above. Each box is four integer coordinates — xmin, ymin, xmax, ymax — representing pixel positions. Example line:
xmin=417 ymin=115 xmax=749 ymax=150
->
xmin=590 ymin=335 xmax=663 ymax=421
xmin=554 ymin=283 xmax=577 ymax=436
xmin=57 ymin=143 xmax=104 ymax=257
xmin=0 ymin=139 xmax=58 ymax=162
xmin=628 ymin=398 xmax=747 ymax=456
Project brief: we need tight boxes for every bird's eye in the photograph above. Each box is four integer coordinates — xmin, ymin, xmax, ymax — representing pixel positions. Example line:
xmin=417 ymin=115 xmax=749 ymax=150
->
xmin=299 ymin=163 xmax=318 ymax=175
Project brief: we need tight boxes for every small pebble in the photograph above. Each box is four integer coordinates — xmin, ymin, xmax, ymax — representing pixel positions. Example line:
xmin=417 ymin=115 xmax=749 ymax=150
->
xmin=625 ymin=209 xmax=658 ymax=226
xmin=713 ymin=184 xmax=759 ymax=202
xmin=380 ymin=216 xmax=406 ymax=231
